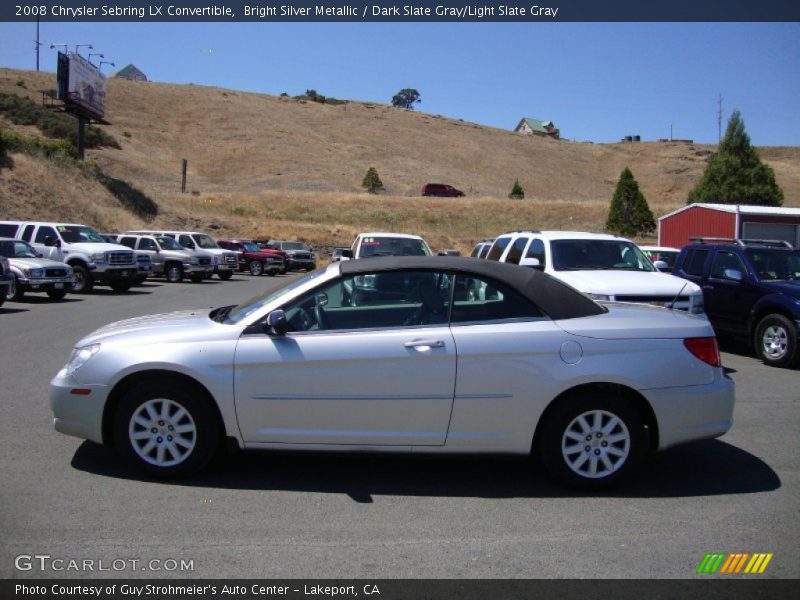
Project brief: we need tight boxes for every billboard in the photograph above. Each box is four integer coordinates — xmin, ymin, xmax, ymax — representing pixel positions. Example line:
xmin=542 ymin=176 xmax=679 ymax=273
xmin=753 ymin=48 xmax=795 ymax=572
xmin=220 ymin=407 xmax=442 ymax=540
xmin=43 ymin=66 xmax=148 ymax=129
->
xmin=56 ymin=51 xmax=106 ymax=120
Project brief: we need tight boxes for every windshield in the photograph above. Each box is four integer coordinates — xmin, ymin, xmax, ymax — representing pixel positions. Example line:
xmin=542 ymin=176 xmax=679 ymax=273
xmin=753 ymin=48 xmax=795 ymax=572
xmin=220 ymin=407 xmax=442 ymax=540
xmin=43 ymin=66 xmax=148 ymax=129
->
xmin=552 ymin=239 xmax=656 ymax=272
xmin=194 ymin=234 xmax=219 ymax=249
xmin=224 ymin=269 xmax=325 ymax=324
xmin=57 ymin=226 xmax=105 ymax=243
xmin=156 ymin=236 xmax=185 ymax=251
xmin=13 ymin=241 xmax=38 ymax=258
xmin=243 ymin=242 xmax=261 ymax=252
xmin=280 ymin=242 xmax=308 ymax=251
xmin=358 ymin=237 xmax=432 ymax=258
xmin=746 ymin=248 xmax=800 ymax=281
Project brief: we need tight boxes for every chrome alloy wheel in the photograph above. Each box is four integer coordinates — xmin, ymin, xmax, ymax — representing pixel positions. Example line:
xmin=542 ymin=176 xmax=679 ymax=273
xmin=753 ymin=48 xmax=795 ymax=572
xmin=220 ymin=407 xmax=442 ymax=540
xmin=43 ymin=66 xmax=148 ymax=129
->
xmin=561 ymin=410 xmax=630 ymax=479
xmin=761 ymin=324 xmax=789 ymax=360
xmin=128 ymin=398 xmax=196 ymax=467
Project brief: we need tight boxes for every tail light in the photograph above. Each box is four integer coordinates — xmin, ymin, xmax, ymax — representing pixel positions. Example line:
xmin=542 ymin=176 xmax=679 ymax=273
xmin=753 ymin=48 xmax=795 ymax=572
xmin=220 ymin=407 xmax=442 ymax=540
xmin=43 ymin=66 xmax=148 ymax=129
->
xmin=684 ymin=337 xmax=721 ymax=367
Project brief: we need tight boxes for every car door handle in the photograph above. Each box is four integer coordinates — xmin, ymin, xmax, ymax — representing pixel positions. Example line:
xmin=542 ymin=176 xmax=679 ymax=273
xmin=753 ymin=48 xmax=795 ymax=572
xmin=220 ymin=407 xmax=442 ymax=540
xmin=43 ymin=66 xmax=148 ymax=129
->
xmin=404 ymin=340 xmax=445 ymax=349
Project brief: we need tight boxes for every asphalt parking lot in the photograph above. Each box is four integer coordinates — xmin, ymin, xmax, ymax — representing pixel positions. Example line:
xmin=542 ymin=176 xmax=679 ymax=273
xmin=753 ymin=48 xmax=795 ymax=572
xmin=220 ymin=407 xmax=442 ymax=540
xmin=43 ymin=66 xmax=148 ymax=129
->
xmin=0 ymin=273 xmax=797 ymax=579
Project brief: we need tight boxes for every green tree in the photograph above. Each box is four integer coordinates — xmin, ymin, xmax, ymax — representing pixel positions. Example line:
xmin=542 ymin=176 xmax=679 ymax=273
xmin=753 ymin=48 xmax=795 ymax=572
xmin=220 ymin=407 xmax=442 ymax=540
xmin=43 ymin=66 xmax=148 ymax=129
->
xmin=362 ymin=167 xmax=384 ymax=194
xmin=508 ymin=179 xmax=524 ymax=199
xmin=606 ymin=167 xmax=655 ymax=237
xmin=391 ymin=89 xmax=421 ymax=110
xmin=687 ymin=110 xmax=783 ymax=206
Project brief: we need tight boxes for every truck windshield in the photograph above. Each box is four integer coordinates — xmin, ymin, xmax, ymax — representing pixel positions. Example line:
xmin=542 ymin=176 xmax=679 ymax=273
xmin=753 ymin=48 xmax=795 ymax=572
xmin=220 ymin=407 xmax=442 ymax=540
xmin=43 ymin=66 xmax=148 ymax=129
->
xmin=359 ymin=237 xmax=432 ymax=258
xmin=746 ymin=248 xmax=800 ymax=281
xmin=243 ymin=242 xmax=261 ymax=252
xmin=552 ymin=240 xmax=656 ymax=272
xmin=194 ymin=234 xmax=219 ymax=249
xmin=57 ymin=226 xmax=106 ymax=243
xmin=156 ymin=236 xmax=185 ymax=251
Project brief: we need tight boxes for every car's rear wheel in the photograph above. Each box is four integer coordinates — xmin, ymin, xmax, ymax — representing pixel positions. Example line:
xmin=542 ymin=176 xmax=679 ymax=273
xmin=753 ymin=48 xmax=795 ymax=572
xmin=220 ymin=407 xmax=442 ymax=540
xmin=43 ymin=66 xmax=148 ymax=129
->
xmin=754 ymin=313 xmax=798 ymax=368
xmin=8 ymin=276 xmax=24 ymax=301
xmin=71 ymin=264 xmax=93 ymax=293
xmin=113 ymin=380 xmax=220 ymax=478
xmin=218 ymin=270 xmax=233 ymax=281
xmin=249 ymin=261 xmax=263 ymax=276
xmin=538 ymin=392 xmax=645 ymax=490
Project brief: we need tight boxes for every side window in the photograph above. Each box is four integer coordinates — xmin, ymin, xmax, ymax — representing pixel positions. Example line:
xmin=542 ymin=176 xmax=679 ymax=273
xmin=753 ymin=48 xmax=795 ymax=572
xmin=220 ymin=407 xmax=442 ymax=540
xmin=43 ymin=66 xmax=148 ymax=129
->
xmin=486 ymin=237 xmax=511 ymax=261
xmin=139 ymin=238 xmax=157 ymax=251
xmin=283 ymin=270 xmax=452 ymax=332
xmin=34 ymin=226 xmax=58 ymax=244
xmin=0 ymin=224 xmax=19 ymax=237
xmin=451 ymin=275 xmax=544 ymax=324
xmin=710 ymin=251 xmax=745 ymax=279
xmin=505 ymin=236 xmax=529 ymax=265
xmin=22 ymin=225 xmax=35 ymax=242
xmin=178 ymin=235 xmax=194 ymax=247
xmin=683 ymin=249 xmax=709 ymax=277
xmin=118 ymin=237 xmax=136 ymax=249
xmin=525 ymin=238 xmax=546 ymax=265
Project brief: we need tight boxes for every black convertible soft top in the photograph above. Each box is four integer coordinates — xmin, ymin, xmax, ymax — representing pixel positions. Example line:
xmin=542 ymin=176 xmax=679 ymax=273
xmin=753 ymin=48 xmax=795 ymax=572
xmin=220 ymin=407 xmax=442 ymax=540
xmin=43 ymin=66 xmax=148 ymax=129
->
xmin=339 ymin=256 xmax=606 ymax=320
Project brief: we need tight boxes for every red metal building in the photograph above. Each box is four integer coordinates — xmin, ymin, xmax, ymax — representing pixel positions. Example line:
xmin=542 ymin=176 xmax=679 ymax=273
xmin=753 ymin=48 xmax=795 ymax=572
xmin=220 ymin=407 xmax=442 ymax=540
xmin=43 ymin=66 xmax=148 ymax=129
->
xmin=658 ymin=203 xmax=800 ymax=249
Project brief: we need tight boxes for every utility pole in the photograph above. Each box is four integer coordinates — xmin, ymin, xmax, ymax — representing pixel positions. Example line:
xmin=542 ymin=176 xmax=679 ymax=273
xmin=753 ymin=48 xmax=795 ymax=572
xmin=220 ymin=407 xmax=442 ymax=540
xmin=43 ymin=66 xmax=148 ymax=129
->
xmin=717 ymin=94 xmax=723 ymax=144
xmin=35 ymin=16 xmax=41 ymax=71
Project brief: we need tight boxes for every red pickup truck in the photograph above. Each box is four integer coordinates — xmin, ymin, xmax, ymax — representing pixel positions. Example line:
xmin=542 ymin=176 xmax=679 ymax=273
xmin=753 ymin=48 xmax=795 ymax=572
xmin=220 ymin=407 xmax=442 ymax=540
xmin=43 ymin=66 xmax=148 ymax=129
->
xmin=216 ymin=239 xmax=286 ymax=276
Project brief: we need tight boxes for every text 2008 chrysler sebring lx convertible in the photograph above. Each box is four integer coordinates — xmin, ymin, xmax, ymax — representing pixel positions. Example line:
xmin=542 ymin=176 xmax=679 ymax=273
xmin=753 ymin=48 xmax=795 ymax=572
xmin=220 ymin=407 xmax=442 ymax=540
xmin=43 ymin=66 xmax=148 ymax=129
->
xmin=51 ymin=256 xmax=734 ymax=489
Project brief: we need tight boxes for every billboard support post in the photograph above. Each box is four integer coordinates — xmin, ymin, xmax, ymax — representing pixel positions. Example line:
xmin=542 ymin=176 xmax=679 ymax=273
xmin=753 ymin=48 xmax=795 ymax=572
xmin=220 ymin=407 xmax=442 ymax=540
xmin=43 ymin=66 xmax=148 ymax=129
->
xmin=77 ymin=116 xmax=86 ymax=160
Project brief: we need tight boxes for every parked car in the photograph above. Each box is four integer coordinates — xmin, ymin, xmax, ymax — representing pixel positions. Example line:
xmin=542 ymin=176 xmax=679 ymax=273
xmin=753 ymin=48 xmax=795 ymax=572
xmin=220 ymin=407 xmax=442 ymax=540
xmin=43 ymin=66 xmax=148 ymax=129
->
xmin=0 ymin=221 xmax=138 ymax=293
xmin=486 ymin=231 xmax=705 ymax=314
xmin=422 ymin=183 xmax=465 ymax=197
xmin=261 ymin=240 xmax=316 ymax=271
xmin=117 ymin=234 xmax=211 ymax=283
xmin=641 ymin=246 xmax=681 ymax=273
xmin=0 ymin=238 xmax=74 ymax=300
xmin=470 ymin=238 xmax=495 ymax=258
xmin=0 ymin=253 xmax=11 ymax=308
xmin=51 ymin=256 xmax=733 ymax=490
xmin=125 ymin=230 xmax=238 ymax=280
xmin=345 ymin=232 xmax=432 ymax=260
xmin=672 ymin=238 xmax=800 ymax=367
xmin=216 ymin=239 xmax=284 ymax=276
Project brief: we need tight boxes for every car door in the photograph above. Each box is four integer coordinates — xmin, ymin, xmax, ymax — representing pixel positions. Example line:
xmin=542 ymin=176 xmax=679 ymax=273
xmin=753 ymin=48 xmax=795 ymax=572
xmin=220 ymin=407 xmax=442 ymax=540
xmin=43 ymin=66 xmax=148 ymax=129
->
xmin=703 ymin=250 xmax=757 ymax=334
xmin=234 ymin=269 xmax=457 ymax=446
xmin=31 ymin=225 xmax=63 ymax=261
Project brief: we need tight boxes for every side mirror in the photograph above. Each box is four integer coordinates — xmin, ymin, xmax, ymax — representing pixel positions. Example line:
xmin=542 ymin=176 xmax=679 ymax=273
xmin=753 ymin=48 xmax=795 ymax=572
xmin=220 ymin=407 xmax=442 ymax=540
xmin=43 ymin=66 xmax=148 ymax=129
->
xmin=653 ymin=260 xmax=669 ymax=271
xmin=342 ymin=249 xmax=353 ymax=258
xmin=265 ymin=309 xmax=289 ymax=336
xmin=43 ymin=236 xmax=57 ymax=247
xmin=519 ymin=257 xmax=543 ymax=270
xmin=723 ymin=268 xmax=744 ymax=282
xmin=316 ymin=292 xmax=328 ymax=307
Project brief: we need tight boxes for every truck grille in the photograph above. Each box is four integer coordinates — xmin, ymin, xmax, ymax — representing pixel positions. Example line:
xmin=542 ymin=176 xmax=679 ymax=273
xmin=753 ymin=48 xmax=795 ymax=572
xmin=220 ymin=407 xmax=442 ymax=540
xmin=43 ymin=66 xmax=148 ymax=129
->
xmin=45 ymin=268 xmax=69 ymax=278
xmin=294 ymin=252 xmax=312 ymax=260
xmin=224 ymin=253 xmax=237 ymax=265
xmin=106 ymin=251 xmax=135 ymax=266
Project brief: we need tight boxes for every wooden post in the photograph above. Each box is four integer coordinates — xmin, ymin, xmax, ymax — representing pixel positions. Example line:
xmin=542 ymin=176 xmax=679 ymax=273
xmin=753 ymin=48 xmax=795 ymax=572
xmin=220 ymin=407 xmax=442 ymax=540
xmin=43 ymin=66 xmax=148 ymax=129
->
xmin=181 ymin=159 xmax=188 ymax=193
xmin=76 ymin=115 xmax=86 ymax=160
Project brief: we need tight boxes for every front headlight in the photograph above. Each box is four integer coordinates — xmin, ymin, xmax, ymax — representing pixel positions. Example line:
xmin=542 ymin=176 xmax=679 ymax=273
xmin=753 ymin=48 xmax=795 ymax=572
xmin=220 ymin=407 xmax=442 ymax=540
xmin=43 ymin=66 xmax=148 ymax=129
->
xmin=213 ymin=255 xmax=220 ymax=264
xmin=588 ymin=293 xmax=612 ymax=302
xmin=64 ymin=343 xmax=101 ymax=376
xmin=91 ymin=252 xmax=106 ymax=262
xmin=190 ymin=257 xmax=200 ymax=265
xmin=23 ymin=268 xmax=45 ymax=278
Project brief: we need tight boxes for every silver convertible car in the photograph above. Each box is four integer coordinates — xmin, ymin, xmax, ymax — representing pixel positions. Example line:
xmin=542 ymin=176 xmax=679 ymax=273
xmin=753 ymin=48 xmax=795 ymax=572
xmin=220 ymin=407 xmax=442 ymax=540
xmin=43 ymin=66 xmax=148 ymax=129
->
xmin=51 ymin=256 xmax=735 ymax=489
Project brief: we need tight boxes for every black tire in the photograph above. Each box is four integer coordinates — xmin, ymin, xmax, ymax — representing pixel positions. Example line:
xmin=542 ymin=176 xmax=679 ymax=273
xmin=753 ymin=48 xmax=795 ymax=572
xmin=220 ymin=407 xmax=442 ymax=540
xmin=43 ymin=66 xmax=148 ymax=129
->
xmin=538 ymin=392 xmax=646 ymax=491
xmin=754 ymin=313 xmax=798 ymax=368
xmin=8 ymin=276 xmax=24 ymax=301
xmin=113 ymin=379 xmax=221 ymax=478
xmin=165 ymin=263 xmax=183 ymax=283
xmin=249 ymin=261 xmax=263 ymax=276
xmin=0 ymin=286 xmax=6 ymax=308
xmin=190 ymin=273 xmax=205 ymax=283
xmin=71 ymin=263 xmax=93 ymax=293
xmin=47 ymin=289 xmax=68 ymax=300
xmin=218 ymin=270 xmax=233 ymax=281
xmin=109 ymin=281 xmax=132 ymax=293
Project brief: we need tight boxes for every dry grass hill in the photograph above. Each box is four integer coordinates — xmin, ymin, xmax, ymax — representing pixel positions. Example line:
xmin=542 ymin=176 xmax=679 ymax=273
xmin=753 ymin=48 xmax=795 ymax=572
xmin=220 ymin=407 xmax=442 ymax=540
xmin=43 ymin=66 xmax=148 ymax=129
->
xmin=1 ymin=67 xmax=798 ymax=254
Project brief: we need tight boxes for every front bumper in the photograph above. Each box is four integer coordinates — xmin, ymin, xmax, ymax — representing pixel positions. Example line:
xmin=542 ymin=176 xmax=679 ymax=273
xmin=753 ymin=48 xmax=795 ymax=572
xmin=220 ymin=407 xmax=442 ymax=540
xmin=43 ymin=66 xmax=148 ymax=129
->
xmin=20 ymin=276 xmax=74 ymax=292
xmin=50 ymin=370 xmax=109 ymax=444
xmin=285 ymin=258 xmax=316 ymax=271
xmin=91 ymin=267 xmax=139 ymax=282
xmin=646 ymin=371 xmax=735 ymax=450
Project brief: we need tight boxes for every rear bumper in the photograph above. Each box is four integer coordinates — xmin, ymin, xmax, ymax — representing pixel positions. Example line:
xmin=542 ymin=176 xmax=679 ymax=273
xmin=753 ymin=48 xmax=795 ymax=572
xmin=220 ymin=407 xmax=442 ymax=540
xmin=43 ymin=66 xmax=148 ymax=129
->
xmin=646 ymin=372 xmax=735 ymax=450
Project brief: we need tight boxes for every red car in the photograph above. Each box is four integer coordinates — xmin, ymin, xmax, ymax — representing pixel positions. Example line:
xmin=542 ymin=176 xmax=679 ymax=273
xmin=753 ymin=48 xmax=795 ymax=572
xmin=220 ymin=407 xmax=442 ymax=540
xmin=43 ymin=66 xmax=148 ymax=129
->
xmin=216 ymin=239 xmax=285 ymax=276
xmin=421 ymin=183 xmax=465 ymax=197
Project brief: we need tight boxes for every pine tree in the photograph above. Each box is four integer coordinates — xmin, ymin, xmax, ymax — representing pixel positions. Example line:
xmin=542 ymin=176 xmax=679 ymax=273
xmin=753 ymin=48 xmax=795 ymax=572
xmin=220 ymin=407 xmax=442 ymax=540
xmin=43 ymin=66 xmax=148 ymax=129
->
xmin=508 ymin=179 xmax=524 ymax=199
xmin=606 ymin=167 xmax=655 ymax=237
xmin=361 ymin=167 xmax=384 ymax=194
xmin=687 ymin=110 xmax=783 ymax=206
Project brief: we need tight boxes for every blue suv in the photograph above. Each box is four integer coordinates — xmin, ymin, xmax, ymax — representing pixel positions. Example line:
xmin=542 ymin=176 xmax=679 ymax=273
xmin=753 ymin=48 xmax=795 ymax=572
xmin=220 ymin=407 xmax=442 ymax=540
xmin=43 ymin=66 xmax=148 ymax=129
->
xmin=673 ymin=238 xmax=800 ymax=368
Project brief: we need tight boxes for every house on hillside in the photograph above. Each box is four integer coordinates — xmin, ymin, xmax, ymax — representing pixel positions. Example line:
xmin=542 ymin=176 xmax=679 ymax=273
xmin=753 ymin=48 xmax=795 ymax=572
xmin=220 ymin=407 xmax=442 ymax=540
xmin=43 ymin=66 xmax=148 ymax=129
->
xmin=114 ymin=65 xmax=148 ymax=82
xmin=514 ymin=117 xmax=560 ymax=139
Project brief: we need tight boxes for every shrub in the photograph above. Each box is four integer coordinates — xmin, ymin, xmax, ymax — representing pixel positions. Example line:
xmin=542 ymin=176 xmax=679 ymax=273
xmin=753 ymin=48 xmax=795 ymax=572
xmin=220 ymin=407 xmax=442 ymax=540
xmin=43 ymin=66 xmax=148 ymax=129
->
xmin=606 ymin=167 xmax=655 ymax=237
xmin=361 ymin=167 xmax=385 ymax=194
xmin=509 ymin=179 xmax=525 ymax=199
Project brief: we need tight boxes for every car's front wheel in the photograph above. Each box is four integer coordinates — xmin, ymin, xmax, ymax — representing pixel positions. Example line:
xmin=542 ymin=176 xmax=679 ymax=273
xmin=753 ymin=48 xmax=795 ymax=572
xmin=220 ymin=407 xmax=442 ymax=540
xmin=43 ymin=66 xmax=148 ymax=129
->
xmin=113 ymin=380 xmax=220 ymax=477
xmin=538 ymin=392 xmax=645 ymax=490
xmin=165 ymin=263 xmax=183 ymax=283
xmin=71 ymin=264 xmax=93 ymax=293
xmin=47 ymin=289 xmax=67 ymax=300
xmin=8 ymin=276 xmax=24 ymax=301
xmin=218 ymin=270 xmax=233 ymax=281
xmin=754 ymin=313 xmax=798 ymax=368
xmin=249 ymin=261 xmax=263 ymax=276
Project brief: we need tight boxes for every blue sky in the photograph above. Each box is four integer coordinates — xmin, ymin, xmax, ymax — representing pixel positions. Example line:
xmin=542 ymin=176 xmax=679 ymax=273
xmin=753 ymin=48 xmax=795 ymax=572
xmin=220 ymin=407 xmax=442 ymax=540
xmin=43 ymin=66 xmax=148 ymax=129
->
xmin=1 ymin=21 xmax=798 ymax=145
